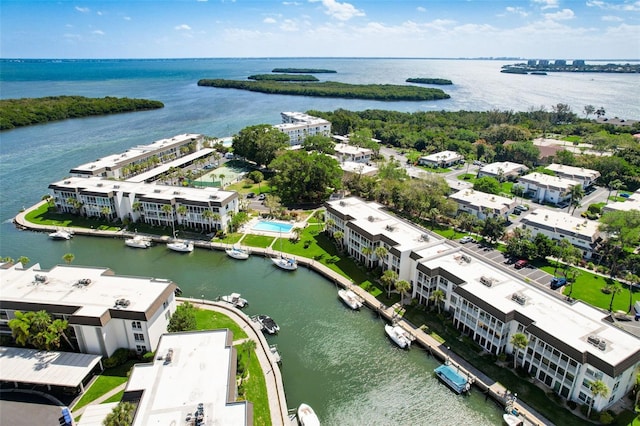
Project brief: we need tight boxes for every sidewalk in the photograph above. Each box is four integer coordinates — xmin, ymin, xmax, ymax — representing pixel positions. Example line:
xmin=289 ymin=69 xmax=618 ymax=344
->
xmin=71 ymin=383 xmax=127 ymax=417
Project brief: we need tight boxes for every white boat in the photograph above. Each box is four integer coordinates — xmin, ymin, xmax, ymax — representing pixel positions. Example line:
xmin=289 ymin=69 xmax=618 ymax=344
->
xmin=272 ymin=255 xmax=297 ymax=271
xmin=384 ymin=324 xmax=412 ymax=349
xmin=220 ymin=293 xmax=248 ymax=309
xmin=434 ymin=363 xmax=471 ymax=394
xmin=253 ymin=315 xmax=280 ymax=334
xmin=297 ymin=403 xmax=320 ymax=426
xmin=225 ymin=246 xmax=249 ymax=260
xmin=49 ymin=230 xmax=72 ymax=240
xmin=338 ymin=289 xmax=363 ymax=310
xmin=503 ymin=413 xmax=523 ymax=426
xmin=125 ymin=235 xmax=152 ymax=248
xmin=269 ymin=344 xmax=282 ymax=364
xmin=167 ymin=240 xmax=194 ymax=252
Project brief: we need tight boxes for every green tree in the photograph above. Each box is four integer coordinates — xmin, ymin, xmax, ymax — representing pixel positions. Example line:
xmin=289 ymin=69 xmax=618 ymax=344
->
xmin=480 ymin=216 xmax=506 ymax=243
xmin=302 ymin=134 xmax=335 ymax=154
xmin=8 ymin=310 xmax=70 ymax=351
xmin=599 ymin=210 xmax=640 ymax=278
xmin=17 ymin=256 xmax=30 ymax=266
xmin=473 ymin=177 xmax=501 ymax=195
xmin=606 ymin=178 xmax=624 ymax=201
xmin=607 ymin=283 xmax=623 ymax=312
xmin=429 ymin=289 xmax=445 ymax=314
xmin=332 ymin=230 xmax=344 ymax=250
xmin=395 ymin=280 xmax=411 ymax=305
xmin=241 ymin=339 xmax=257 ymax=362
xmin=583 ymin=104 xmax=595 ymax=119
xmin=568 ymin=184 xmax=585 ymax=215
xmin=374 ymin=246 xmax=388 ymax=268
xmin=381 ymin=269 xmax=398 ymax=298
xmin=62 ymin=253 xmax=75 ymax=264
xmin=361 ymin=246 xmax=373 ymax=269
xmin=269 ymin=151 xmax=342 ymax=204
xmin=103 ymin=401 xmax=136 ymax=426
xmin=161 ymin=204 xmax=175 ymax=237
xmin=167 ymin=302 xmax=197 ymax=332
xmin=232 ymin=124 xmax=289 ymax=167
xmin=510 ymin=332 xmax=529 ymax=369
xmin=587 ymin=380 xmax=610 ymax=418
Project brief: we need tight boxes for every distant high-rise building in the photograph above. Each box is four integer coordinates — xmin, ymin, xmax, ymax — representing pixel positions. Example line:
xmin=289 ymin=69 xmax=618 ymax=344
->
xmin=555 ymin=60 xmax=566 ymax=66
xmin=573 ymin=60 xmax=585 ymax=66
xmin=527 ymin=59 xmax=537 ymax=66
xmin=538 ymin=60 xmax=549 ymax=66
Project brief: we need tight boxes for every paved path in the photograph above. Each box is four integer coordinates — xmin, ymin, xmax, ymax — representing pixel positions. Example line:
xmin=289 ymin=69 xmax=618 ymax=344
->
xmin=71 ymin=383 xmax=127 ymax=416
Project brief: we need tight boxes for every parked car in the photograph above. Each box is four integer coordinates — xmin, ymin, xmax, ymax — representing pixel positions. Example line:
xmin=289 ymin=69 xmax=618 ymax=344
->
xmin=514 ymin=205 xmax=529 ymax=212
xmin=246 ymin=192 xmax=256 ymax=199
xmin=459 ymin=236 xmax=475 ymax=244
xmin=550 ymin=277 xmax=568 ymax=289
xmin=514 ymin=259 xmax=528 ymax=269
xmin=621 ymin=193 xmax=631 ymax=198
xmin=258 ymin=193 xmax=266 ymax=201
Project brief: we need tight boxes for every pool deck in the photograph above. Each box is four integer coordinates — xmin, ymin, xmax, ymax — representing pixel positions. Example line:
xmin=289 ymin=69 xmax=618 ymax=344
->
xmin=242 ymin=217 xmax=302 ymax=239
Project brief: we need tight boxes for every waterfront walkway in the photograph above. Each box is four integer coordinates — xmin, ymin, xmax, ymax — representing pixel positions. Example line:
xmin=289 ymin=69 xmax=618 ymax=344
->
xmin=14 ymin=202 xmax=551 ymax=426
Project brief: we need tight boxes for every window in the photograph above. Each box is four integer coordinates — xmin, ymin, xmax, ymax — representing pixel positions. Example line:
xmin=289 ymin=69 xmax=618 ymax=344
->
xmin=132 ymin=321 xmax=142 ymax=330
xmin=0 ymin=310 xmax=8 ymax=320
xmin=136 ymin=345 xmax=147 ymax=353
xmin=134 ymin=333 xmax=145 ymax=342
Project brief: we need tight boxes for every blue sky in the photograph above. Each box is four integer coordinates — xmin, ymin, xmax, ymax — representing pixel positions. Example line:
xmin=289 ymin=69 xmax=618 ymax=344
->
xmin=1 ymin=0 xmax=639 ymax=59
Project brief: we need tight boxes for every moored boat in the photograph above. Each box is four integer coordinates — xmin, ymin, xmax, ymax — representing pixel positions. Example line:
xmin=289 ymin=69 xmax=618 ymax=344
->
xmin=49 ymin=230 xmax=72 ymax=240
xmin=225 ymin=246 xmax=250 ymax=260
xmin=384 ymin=324 xmax=412 ymax=349
xmin=338 ymin=289 xmax=363 ymax=310
xmin=253 ymin=314 xmax=280 ymax=334
xmin=167 ymin=240 xmax=194 ymax=252
xmin=434 ymin=363 xmax=471 ymax=394
xmin=503 ymin=413 xmax=524 ymax=426
xmin=297 ymin=403 xmax=320 ymax=426
xmin=269 ymin=344 xmax=282 ymax=364
xmin=220 ymin=293 xmax=248 ymax=309
xmin=125 ymin=235 xmax=152 ymax=248
xmin=272 ymin=255 xmax=297 ymax=271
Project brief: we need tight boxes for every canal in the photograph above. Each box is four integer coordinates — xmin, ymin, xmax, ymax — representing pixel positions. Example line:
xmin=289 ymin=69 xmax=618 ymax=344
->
xmin=4 ymin=232 xmax=505 ymax=425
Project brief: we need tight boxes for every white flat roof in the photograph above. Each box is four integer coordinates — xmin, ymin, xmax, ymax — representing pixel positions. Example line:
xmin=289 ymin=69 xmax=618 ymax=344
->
xmin=546 ymin=163 xmax=600 ymax=180
xmin=127 ymin=330 xmax=248 ymax=426
xmin=479 ymin=161 xmax=528 ymax=175
xmin=0 ymin=346 xmax=102 ymax=387
xmin=420 ymin=150 xmax=462 ymax=162
xmin=126 ymin=148 xmax=214 ymax=183
xmin=419 ymin=249 xmax=639 ymax=366
xmin=339 ymin=161 xmax=378 ymax=175
xmin=519 ymin=172 xmax=580 ymax=190
xmin=449 ymin=189 xmax=516 ymax=211
xmin=334 ymin=143 xmax=372 ymax=156
xmin=71 ymin=134 xmax=202 ymax=173
xmin=327 ymin=198 xmax=440 ymax=251
xmin=0 ymin=263 xmax=174 ymax=320
xmin=521 ymin=209 xmax=600 ymax=241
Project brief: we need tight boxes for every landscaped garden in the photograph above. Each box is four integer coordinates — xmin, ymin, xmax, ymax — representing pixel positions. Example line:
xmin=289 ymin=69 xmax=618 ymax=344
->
xmin=25 ymin=202 xmax=121 ymax=231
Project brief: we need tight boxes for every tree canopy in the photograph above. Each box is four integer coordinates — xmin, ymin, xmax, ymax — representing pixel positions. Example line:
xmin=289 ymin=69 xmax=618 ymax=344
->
xmin=8 ymin=310 xmax=71 ymax=351
xmin=167 ymin=302 xmax=197 ymax=332
xmin=231 ymin=124 xmax=290 ymax=167
xmin=269 ymin=151 xmax=343 ymax=204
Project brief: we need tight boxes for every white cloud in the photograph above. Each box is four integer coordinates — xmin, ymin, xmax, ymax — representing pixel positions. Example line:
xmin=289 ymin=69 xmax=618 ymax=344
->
xmin=544 ymin=9 xmax=575 ymax=20
xmin=264 ymin=17 xmax=277 ymax=24
xmin=175 ymin=24 xmax=192 ymax=31
xmin=602 ymin=15 xmax=623 ymax=21
xmin=310 ymin=0 xmax=365 ymax=21
xmin=97 ymin=11 xmax=103 ymax=16
xmin=417 ymin=6 xmax=426 ymax=13
xmin=283 ymin=1 xmax=301 ymax=5
xmin=92 ymin=30 xmax=105 ymax=35
xmin=587 ymin=0 xmax=640 ymax=11
xmin=505 ymin=7 xmax=528 ymax=17
xmin=280 ymin=19 xmax=299 ymax=32
xmin=75 ymin=6 xmax=90 ymax=13
xmin=124 ymin=16 xmax=131 ymax=21
xmin=532 ymin=0 xmax=559 ymax=10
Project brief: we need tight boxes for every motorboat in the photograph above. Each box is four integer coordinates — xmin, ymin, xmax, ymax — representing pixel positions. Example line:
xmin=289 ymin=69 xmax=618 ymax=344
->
xmin=225 ymin=246 xmax=250 ymax=260
xmin=297 ymin=403 xmax=320 ymax=426
xmin=49 ymin=230 xmax=72 ymax=240
xmin=253 ymin=315 xmax=279 ymax=335
xmin=219 ymin=293 xmax=248 ymax=309
xmin=503 ymin=413 xmax=524 ymax=426
xmin=269 ymin=345 xmax=282 ymax=364
xmin=125 ymin=235 xmax=152 ymax=248
xmin=384 ymin=324 xmax=412 ymax=349
xmin=338 ymin=289 xmax=363 ymax=310
xmin=272 ymin=255 xmax=297 ymax=271
xmin=167 ymin=240 xmax=194 ymax=253
xmin=434 ymin=363 xmax=471 ymax=394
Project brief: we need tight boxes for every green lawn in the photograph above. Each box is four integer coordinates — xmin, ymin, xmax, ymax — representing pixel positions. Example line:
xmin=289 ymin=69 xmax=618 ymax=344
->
xmin=25 ymin=203 xmax=121 ymax=231
xmin=194 ymin=308 xmax=248 ymax=340
xmin=241 ymin=234 xmax=275 ymax=248
xmin=72 ymin=360 xmax=138 ymax=411
xmin=102 ymin=390 xmax=124 ymax=404
xmin=237 ymin=345 xmax=271 ymax=425
xmin=217 ymin=232 xmax=244 ymax=244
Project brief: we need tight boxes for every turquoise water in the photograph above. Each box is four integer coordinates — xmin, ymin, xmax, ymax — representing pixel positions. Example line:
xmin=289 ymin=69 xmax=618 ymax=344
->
xmin=252 ymin=221 xmax=294 ymax=233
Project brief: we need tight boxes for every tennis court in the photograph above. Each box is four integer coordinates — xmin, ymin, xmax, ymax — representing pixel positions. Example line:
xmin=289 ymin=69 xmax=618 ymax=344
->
xmin=194 ymin=161 xmax=252 ymax=187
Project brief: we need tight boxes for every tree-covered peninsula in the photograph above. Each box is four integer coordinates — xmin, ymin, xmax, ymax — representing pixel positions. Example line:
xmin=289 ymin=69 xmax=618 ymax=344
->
xmin=0 ymin=96 xmax=164 ymax=130
xmin=248 ymin=74 xmax=319 ymax=82
xmin=197 ymin=79 xmax=450 ymax=101
xmin=271 ymin=68 xmax=337 ymax=73
xmin=406 ymin=78 xmax=453 ymax=85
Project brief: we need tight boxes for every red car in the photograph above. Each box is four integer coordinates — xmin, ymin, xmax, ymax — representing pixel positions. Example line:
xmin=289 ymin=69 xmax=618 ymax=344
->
xmin=514 ymin=259 xmax=528 ymax=269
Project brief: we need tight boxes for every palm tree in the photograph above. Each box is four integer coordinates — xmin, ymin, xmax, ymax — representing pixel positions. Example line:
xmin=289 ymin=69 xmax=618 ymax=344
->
xmin=242 ymin=339 xmax=257 ymax=362
xmin=324 ymin=218 xmax=335 ymax=235
xmin=510 ymin=332 xmax=529 ymax=369
xmin=176 ymin=205 xmax=188 ymax=228
xmin=374 ymin=246 xmax=388 ymax=268
xmin=218 ymin=173 xmax=226 ymax=188
xmin=381 ymin=269 xmax=398 ymax=298
xmin=333 ymin=230 xmax=344 ymax=250
xmin=41 ymin=194 xmax=53 ymax=206
xmin=291 ymin=227 xmax=302 ymax=242
xmin=62 ymin=253 xmax=75 ymax=264
xmin=104 ymin=401 xmax=136 ymax=426
xmin=512 ymin=184 xmax=525 ymax=205
xmin=607 ymin=178 xmax=624 ymax=202
xmin=8 ymin=311 xmax=32 ymax=347
xmin=17 ymin=256 xmax=30 ymax=267
xmin=607 ymin=283 xmax=623 ymax=312
xmin=132 ymin=201 xmax=143 ymax=222
xmin=587 ymin=380 xmax=610 ymax=418
xmin=361 ymin=246 xmax=373 ymax=268
xmin=429 ymin=289 xmax=445 ymax=314
xmin=100 ymin=206 xmax=112 ymax=220
xmin=428 ymin=207 xmax=440 ymax=229
xmin=202 ymin=209 xmax=215 ymax=232
xmin=395 ymin=280 xmax=411 ymax=305
xmin=568 ymin=184 xmax=585 ymax=215
xmin=161 ymin=204 xmax=175 ymax=236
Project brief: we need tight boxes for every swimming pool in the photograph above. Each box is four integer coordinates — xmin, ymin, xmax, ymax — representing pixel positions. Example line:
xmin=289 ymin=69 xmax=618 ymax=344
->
xmin=252 ymin=221 xmax=294 ymax=233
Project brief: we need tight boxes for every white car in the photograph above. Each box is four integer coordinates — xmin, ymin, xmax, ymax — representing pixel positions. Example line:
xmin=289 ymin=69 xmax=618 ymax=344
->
xmin=459 ymin=236 xmax=475 ymax=244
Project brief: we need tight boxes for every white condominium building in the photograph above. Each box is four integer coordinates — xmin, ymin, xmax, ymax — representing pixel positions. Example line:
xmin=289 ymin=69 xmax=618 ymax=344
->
xmin=518 ymin=172 xmax=580 ymax=205
xmin=478 ymin=161 xmax=529 ymax=181
xmin=545 ymin=164 xmax=601 ymax=188
xmin=70 ymin=134 xmax=204 ymax=179
xmin=418 ymin=150 xmax=464 ymax=168
xmin=0 ymin=262 xmax=177 ymax=357
xmin=449 ymin=189 xmax=517 ymax=220
xmin=48 ymin=177 xmax=239 ymax=232
xmin=274 ymin=112 xmax=331 ymax=146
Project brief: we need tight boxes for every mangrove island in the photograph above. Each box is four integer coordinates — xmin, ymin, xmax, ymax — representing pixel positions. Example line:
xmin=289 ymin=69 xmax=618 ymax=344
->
xmin=406 ymin=78 xmax=453 ymax=85
xmin=271 ymin=68 xmax=337 ymax=73
xmin=248 ymin=74 xmax=319 ymax=82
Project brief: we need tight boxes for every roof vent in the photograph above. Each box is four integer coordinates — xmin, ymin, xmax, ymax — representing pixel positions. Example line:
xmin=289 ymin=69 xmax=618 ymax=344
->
xmin=173 ymin=191 xmax=181 ymax=195
xmin=480 ymin=276 xmax=496 ymax=287
xmin=34 ymin=274 xmax=48 ymax=284
xmin=77 ymin=278 xmax=92 ymax=286
xmin=511 ymin=293 xmax=527 ymax=305
xmin=368 ymin=216 xmax=375 ymax=222
xmin=339 ymin=201 xmax=346 ymax=206
xmin=421 ymin=234 xmax=430 ymax=242
xmin=114 ymin=185 xmax=120 ymax=189
xmin=385 ymin=224 xmax=395 ymax=232
xmin=114 ymin=298 xmax=130 ymax=308
xmin=154 ymin=189 xmax=162 ymax=193
xmin=63 ymin=180 xmax=70 ymax=184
